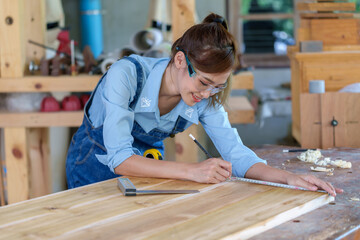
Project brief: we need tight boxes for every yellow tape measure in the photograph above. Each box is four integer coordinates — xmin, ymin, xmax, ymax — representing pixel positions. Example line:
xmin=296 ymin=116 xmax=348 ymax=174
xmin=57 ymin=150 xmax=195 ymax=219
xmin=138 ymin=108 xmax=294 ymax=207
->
xmin=143 ymin=149 xmax=163 ymax=160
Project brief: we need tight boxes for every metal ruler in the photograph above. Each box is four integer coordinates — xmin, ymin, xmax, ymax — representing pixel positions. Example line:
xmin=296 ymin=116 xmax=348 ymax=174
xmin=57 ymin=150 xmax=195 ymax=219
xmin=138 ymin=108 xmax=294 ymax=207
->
xmin=117 ymin=178 xmax=200 ymax=196
xmin=227 ymin=177 xmax=327 ymax=193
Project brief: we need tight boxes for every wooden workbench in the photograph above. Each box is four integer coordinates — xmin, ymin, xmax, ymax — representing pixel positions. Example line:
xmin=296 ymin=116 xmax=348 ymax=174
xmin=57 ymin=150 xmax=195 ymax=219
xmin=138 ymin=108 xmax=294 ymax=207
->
xmin=251 ymin=145 xmax=360 ymax=240
xmin=0 ymin=146 xmax=358 ymax=239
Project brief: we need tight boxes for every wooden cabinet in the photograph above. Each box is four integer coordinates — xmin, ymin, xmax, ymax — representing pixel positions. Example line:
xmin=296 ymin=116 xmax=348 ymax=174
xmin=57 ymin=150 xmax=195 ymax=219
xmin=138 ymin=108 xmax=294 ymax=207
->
xmin=288 ymin=47 xmax=360 ymax=145
xmin=288 ymin=47 xmax=360 ymax=148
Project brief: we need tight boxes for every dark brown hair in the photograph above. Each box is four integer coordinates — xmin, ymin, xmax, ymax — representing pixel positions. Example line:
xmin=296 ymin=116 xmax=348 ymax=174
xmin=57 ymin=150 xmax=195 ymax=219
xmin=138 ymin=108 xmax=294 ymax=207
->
xmin=170 ymin=13 xmax=238 ymax=108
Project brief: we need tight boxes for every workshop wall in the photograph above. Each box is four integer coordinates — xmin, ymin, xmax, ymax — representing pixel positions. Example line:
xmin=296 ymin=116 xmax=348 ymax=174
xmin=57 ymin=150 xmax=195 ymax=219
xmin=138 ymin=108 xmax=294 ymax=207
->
xmin=62 ymin=0 xmax=225 ymax=53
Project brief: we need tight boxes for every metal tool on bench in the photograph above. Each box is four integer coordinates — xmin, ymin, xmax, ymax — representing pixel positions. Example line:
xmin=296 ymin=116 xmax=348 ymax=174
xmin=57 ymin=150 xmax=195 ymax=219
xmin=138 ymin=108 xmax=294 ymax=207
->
xmin=117 ymin=178 xmax=199 ymax=196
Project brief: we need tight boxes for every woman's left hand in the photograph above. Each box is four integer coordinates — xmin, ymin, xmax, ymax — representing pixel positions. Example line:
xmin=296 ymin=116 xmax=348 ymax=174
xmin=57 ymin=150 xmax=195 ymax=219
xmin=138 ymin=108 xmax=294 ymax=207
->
xmin=285 ymin=173 xmax=343 ymax=197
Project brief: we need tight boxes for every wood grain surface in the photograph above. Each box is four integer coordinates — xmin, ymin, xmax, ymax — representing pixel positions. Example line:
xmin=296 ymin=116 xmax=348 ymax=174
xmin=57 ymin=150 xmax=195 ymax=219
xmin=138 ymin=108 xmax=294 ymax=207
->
xmin=250 ymin=145 xmax=360 ymax=240
xmin=0 ymin=176 xmax=332 ymax=239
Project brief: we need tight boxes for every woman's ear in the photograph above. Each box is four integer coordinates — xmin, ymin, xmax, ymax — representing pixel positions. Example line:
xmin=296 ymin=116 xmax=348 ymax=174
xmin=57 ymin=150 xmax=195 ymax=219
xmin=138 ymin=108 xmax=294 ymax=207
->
xmin=174 ymin=51 xmax=187 ymax=69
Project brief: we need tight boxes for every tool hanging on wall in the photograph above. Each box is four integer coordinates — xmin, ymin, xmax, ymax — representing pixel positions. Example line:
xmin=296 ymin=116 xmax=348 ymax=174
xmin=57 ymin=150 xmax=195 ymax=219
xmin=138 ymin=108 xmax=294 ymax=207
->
xmin=143 ymin=149 xmax=163 ymax=160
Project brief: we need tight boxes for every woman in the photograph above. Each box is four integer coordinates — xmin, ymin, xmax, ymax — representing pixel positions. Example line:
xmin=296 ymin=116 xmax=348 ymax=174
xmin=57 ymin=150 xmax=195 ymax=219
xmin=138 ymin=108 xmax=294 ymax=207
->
xmin=66 ymin=13 xmax=342 ymax=197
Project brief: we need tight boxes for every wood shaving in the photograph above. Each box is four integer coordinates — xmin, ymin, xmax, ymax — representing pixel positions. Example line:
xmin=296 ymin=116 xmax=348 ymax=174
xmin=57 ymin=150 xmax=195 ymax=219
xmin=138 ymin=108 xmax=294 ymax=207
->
xmin=310 ymin=166 xmax=334 ymax=172
xmin=350 ymin=197 xmax=360 ymax=201
xmin=330 ymin=159 xmax=352 ymax=169
xmin=297 ymin=150 xmax=322 ymax=163
xmin=298 ymin=150 xmax=352 ymax=169
xmin=326 ymin=172 xmax=333 ymax=176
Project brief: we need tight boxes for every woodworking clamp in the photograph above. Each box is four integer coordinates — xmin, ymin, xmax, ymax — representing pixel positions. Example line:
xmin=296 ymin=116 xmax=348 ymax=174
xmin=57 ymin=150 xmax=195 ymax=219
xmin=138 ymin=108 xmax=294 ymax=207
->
xmin=143 ymin=149 xmax=163 ymax=160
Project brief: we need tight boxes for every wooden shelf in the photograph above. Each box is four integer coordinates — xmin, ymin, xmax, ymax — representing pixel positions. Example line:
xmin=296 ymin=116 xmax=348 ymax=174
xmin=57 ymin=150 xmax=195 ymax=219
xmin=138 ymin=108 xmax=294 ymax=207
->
xmin=0 ymin=74 xmax=100 ymax=93
xmin=240 ymin=13 xmax=293 ymax=21
xmin=0 ymin=111 xmax=83 ymax=127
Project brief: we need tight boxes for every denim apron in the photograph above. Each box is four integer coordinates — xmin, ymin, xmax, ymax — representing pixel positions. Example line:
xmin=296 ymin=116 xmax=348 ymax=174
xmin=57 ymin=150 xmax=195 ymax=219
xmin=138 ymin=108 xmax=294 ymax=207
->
xmin=66 ymin=57 xmax=188 ymax=189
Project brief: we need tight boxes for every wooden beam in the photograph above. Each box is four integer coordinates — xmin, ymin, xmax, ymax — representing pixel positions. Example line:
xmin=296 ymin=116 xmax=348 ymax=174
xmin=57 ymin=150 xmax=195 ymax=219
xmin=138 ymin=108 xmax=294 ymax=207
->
xmin=0 ymin=112 xmax=84 ymax=128
xmin=170 ymin=0 xmax=199 ymax=163
xmin=300 ymin=13 xmax=354 ymax=19
xmin=24 ymin=0 xmax=45 ymax=75
xmin=300 ymin=93 xmax=321 ymax=148
xmin=0 ymin=0 xmax=25 ymax=78
xmin=296 ymin=2 xmax=356 ymax=12
xmin=228 ymin=0 xmax=240 ymax=48
xmin=240 ymin=13 xmax=294 ymax=21
xmin=28 ymin=128 xmax=51 ymax=198
xmin=171 ymin=0 xmax=195 ymax=41
xmin=4 ymin=128 xmax=29 ymax=204
xmin=0 ymin=75 xmax=100 ymax=93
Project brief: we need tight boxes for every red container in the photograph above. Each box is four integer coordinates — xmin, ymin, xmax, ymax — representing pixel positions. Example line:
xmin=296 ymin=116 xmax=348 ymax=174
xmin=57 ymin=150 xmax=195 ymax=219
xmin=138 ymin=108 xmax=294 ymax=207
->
xmin=62 ymin=95 xmax=82 ymax=111
xmin=41 ymin=96 xmax=60 ymax=112
xmin=80 ymin=94 xmax=91 ymax=108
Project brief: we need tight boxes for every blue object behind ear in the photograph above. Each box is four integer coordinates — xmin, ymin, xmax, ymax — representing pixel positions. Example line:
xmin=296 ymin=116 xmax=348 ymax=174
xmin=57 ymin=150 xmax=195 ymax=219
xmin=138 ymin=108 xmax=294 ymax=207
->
xmin=176 ymin=47 xmax=196 ymax=77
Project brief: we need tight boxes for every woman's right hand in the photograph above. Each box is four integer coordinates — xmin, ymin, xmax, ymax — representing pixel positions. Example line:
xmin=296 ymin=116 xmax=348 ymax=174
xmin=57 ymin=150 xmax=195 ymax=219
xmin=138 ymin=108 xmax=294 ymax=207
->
xmin=188 ymin=158 xmax=232 ymax=183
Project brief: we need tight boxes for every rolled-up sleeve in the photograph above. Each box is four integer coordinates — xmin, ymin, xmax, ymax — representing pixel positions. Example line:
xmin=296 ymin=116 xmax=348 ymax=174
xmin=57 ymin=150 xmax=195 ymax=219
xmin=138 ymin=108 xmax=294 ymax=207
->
xmin=199 ymin=104 xmax=267 ymax=177
xmin=95 ymin=60 xmax=140 ymax=172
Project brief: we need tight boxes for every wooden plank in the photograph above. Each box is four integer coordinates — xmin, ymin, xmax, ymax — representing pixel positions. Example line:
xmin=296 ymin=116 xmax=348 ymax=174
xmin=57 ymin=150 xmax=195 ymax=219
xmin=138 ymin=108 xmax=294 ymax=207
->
xmin=289 ymin=54 xmax=302 ymax=143
xmin=239 ymin=13 xmax=294 ymax=21
xmin=27 ymin=128 xmax=51 ymax=198
xmin=300 ymin=12 xmax=354 ymax=19
xmin=249 ymin=146 xmax=360 ymax=239
xmin=171 ymin=0 xmax=198 ymax=163
xmin=231 ymin=71 xmax=254 ymax=90
xmin=296 ymin=2 xmax=356 ymax=11
xmin=227 ymin=0 xmax=239 ymax=49
xmin=338 ymin=94 xmax=360 ymax=148
xmin=4 ymin=128 xmax=29 ymax=204
xmin=300 ymin=93 xmax=321 ymax=148
xmin=0 ymin=111 xmax=84 ymax=127
xmin=226 ymin=96 xmax=255 ymax=124
xmin=0 ymin=177 xmax=333 ymax=239
xmin=310 ymin=19 xmax=360 ymax=46
xmin=0 ymin=0 xmax=25 ymax=78
xmin=171 ymin=0 xmax=195 ymax=41
xmin=324 ymin=45 xmax=360 ymax=51
xmin=24 ymin=0 xmax=45 ymax=75
xmin=321 ymin=93 xmax=360 ymax=148
xmin=0 ymin=75 xmax=100 ymax=93
xmin=146 ymin=190 xmax=330 ymax=240
xmin=321 ymin=93 xmax=337 ymax=149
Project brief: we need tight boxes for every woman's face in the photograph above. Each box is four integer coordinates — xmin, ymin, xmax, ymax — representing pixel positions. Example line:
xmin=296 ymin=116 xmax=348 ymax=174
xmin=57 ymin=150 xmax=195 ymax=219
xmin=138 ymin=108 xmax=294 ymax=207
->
xmin=179 ymin=67 xmax=231 ymax=107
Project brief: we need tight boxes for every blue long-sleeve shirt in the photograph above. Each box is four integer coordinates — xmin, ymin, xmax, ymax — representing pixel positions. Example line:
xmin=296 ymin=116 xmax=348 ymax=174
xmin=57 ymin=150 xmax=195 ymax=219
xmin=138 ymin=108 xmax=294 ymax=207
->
xmin=88 ymin=55 xmax=266 ymax=177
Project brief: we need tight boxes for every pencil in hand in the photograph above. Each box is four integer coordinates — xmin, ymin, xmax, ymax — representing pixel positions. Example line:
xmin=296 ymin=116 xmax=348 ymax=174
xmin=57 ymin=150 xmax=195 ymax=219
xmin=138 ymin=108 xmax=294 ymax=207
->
xmin=189 ymin=134 xmax=213 ymax=159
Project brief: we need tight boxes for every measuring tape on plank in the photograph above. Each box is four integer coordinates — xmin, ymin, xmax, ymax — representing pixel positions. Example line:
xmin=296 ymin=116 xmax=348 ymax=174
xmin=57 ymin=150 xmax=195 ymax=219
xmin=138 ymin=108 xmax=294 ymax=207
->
xmin=227 ymin=177 xmax=327 ymax=193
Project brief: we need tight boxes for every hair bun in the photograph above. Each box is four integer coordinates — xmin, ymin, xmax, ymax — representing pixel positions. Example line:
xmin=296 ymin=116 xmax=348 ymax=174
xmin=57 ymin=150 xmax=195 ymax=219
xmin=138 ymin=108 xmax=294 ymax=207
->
xmin=203 ymin=13 xmax=228 ymax=30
